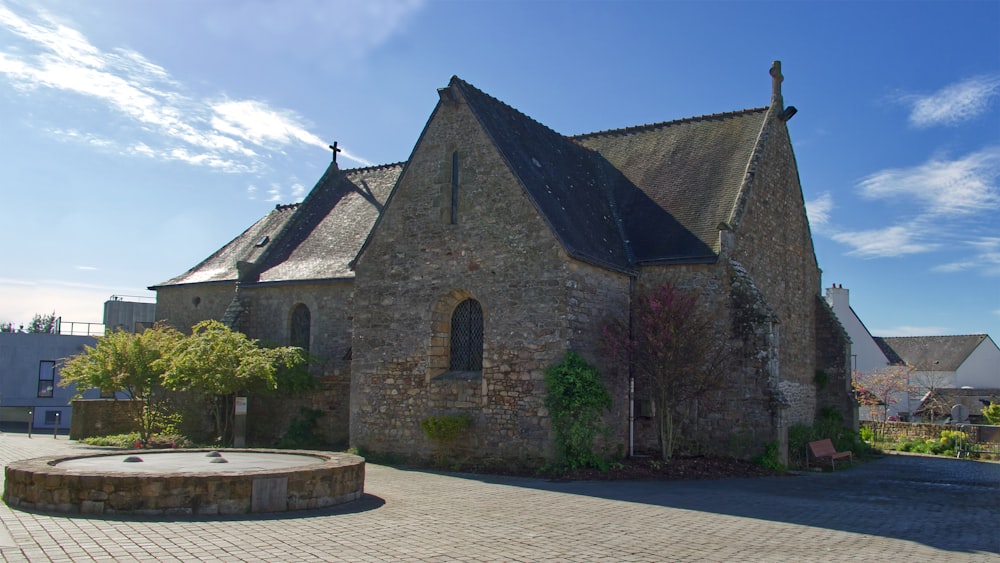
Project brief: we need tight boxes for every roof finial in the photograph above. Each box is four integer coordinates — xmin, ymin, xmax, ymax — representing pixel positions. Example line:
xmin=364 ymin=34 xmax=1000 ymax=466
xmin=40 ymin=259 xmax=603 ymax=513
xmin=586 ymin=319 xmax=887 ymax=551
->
xmin=328 ymin=142 xmax=341 ymax=165
xmin=769 ymin=61 xmax=784 ymax=108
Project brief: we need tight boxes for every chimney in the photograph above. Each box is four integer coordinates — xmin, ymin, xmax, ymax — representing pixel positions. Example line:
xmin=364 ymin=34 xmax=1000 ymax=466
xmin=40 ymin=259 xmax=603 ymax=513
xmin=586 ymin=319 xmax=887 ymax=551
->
xmin=825 ymin=283 xmax=849 ymax=310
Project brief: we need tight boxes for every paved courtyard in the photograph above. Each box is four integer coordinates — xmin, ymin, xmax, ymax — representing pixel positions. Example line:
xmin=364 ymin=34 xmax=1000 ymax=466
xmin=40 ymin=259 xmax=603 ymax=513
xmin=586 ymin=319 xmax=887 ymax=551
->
xmin=0 ymin=432 xmax=997 ymax=562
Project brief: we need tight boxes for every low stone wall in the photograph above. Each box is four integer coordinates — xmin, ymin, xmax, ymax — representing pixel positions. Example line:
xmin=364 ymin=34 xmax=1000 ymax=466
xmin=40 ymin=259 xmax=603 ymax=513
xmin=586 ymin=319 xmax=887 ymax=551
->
xmin=70 ymin=399 xmax=138 ymax=440
xmin=863 ymin=421 xmax=997 ymax=443
xmin=4 ymin=449 xmax=365 ymax=516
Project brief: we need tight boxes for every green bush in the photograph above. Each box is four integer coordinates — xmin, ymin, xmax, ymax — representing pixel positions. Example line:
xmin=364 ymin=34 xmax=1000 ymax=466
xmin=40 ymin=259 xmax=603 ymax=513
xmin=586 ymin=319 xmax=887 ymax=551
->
xmin=278 ymin=407 xmax=326 ymax=449
xmin=544 ymin=351 xmax=612 ymax=471
xmin=753 ymin=440 xmax=785 ymax=470
xmin=420 ymin=413 xmax=472 ymax=443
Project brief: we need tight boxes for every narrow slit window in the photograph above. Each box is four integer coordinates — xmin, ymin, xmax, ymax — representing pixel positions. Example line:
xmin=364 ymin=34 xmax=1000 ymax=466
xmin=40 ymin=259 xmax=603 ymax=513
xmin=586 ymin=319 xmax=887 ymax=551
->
xmin=451 ymin=151 xmax=459 ymax=224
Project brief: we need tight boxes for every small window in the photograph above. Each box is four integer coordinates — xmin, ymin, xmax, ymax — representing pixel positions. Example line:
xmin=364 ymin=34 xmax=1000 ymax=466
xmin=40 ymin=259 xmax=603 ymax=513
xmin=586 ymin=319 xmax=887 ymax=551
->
xmin=38 ymin=360 xmax=55 ymax=398
xmin=290 ymin=303 xmax=311 ymax=353
xmin=44 ymin=410 xmax=62 ymax=425
xmin=450 ymin=299 xmax=483 ymax=372
xmin=633 ymin=399 xmax=654 ymax=419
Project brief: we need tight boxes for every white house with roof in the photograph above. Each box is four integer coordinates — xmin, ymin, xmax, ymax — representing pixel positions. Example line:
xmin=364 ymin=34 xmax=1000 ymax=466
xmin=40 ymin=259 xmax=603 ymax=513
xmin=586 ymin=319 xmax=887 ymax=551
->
xmin=825 ymin=284 xmax=1000 ymax=421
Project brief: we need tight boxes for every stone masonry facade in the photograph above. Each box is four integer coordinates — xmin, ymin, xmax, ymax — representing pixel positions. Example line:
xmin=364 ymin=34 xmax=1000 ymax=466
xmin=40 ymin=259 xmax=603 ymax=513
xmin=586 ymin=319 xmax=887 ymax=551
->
xmin=151 ymin=67 xmax=854 ymax=468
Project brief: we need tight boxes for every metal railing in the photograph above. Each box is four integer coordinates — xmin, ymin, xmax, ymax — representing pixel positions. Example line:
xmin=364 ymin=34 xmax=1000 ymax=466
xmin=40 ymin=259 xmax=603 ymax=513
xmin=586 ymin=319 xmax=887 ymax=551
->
xmin=56 ymin=320 xmax=105 ymax=336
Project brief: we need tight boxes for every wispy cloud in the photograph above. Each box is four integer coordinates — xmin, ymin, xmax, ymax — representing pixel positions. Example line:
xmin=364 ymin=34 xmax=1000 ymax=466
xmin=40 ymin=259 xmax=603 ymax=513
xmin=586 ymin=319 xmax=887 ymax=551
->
xmin=857 ymin=147 xmax=1000 ymax=216
xmin=935 ymin=237 xmax=1000 ymax=276
xmin=805 ymin=192 xmax=833 ymax=229
xmin=0 ymin=4 xmax=376 ymax=172
xmin=831 ymin=148 xmax=1000 ymax=264
xmin=873 ymin=325 xmax=951 ymax=337
xmin=903 ymin=75 xmax=1000 ymax=128
xmin=832 ymin=224 xmax=941 ymax=258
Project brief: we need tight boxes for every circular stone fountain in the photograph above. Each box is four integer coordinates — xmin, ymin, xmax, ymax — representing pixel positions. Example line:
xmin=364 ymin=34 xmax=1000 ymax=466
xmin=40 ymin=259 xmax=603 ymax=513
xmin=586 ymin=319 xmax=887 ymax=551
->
xmin=3 ymin=449 xmax=364 ymax=516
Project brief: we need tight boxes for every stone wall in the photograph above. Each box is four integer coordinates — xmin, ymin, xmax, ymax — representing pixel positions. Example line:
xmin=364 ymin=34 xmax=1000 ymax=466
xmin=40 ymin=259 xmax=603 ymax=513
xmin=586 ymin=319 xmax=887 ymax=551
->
xmin=4 ymin=450 xmax=364 ymax=516
xmin=728 ymin=114 xmax=823 ymax=427
xmin=862 ymin=421 xmax=997 ymax=444
xmin=814 ymin=296 xmax=857 ymax=428
xmin=236 ymin=281 xmax=354 ymax=446
xmin=350 ymin=95 xmax=629 ymax=467
xmin=627 ymin=263 xmax=780 ymax=458
xmin=70 ymin=399 xmax=138 ymax=439
xmin=153 ymin=283 xmax=235 ymax=333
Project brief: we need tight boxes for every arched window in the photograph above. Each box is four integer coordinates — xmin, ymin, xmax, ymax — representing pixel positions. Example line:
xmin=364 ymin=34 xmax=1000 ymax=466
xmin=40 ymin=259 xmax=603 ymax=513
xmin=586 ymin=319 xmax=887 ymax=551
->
xmin=450 ymin=298 xmax=483 ymax=372
xmin=290 ymin=303 xmax=311 ymax=353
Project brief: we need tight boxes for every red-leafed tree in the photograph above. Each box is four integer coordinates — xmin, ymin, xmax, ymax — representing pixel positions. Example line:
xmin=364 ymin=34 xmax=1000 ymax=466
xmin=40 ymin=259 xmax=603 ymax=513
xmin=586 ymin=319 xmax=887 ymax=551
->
xmin=603 ymin=283 xmax=734 ymax=461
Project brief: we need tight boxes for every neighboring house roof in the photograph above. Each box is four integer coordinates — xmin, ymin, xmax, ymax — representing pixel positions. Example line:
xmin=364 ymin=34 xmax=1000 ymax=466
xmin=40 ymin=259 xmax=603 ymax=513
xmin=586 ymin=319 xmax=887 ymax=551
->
xmin=874 ymin=334 xmax=990 ymax=371
xmin=914 ymin=387 xmax=1000 ymax=416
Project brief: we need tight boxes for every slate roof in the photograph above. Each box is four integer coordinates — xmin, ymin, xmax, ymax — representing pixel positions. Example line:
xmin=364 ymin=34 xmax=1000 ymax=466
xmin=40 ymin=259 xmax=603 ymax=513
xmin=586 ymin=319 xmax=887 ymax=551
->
xmin=453 ymin=76 xmax=769 ymax=267
xmin=874 ymin=334 xmax=990 ymax=371
xmin=252 ymin=163 xmax=399 ymax=283
xmin=452 ymin=78 xmax=633 ymax=271
xmin=151 ymin=204 xmax=299 ymax=287
xmin=152 ymin=162 xmax=399 ymax=288
xmin=157 ymin=75 xmax=777 ymax=286
xmin=575 ymin=109 xmax=768 ymax=262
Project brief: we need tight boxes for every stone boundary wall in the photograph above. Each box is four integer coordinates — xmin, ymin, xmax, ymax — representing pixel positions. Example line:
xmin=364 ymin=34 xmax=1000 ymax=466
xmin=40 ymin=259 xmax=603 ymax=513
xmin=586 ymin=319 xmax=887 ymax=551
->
xmin=70 ymin=399 xmax=139 ymax=440
xmin=863 ymin=421 xmax=999 ymax=444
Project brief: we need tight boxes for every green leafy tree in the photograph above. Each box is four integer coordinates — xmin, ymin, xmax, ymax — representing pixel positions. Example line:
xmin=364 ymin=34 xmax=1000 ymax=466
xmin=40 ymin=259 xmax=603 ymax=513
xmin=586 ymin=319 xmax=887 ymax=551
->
xmin=60 ymin=325 xmax=183 ymax=443
xmin=27 ymin=312 xmax=58 ymax=333
xmin=982 ymin=402 xmax=1000 ymax=426
xmin=162 ymin=320 xmax=306 ymax=445
xmin=543 ymin=351 xmax=612 ymax=471
xmin=603 ymin=283 xmax=733 ymax=461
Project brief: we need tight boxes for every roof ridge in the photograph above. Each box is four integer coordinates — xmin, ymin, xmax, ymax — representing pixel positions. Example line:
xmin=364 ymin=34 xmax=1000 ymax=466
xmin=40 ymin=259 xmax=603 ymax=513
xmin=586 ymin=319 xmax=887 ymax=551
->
xmin=573 ymin=106 xmax=770 ymax=140
xmin=879 ymin=334 xmax=988 ymax=340
xmin=274 ymin=202 xmax=300 ymax=211
xmin=341 ymin=161 xmax=406 ymax=173
xmin=451 ymin=76 xmax=572 ymax=142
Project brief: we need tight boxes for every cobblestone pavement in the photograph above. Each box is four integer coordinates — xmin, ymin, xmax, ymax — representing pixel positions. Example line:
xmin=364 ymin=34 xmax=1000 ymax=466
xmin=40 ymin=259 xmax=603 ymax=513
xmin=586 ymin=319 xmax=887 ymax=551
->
xmin=0 ymin=432 xmax=997 ymax=562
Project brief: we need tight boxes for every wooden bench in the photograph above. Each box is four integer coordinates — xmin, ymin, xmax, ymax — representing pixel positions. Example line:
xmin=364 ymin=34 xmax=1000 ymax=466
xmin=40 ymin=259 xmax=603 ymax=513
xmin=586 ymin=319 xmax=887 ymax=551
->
xmin=807 ymin=439 xmax=853 ymax=470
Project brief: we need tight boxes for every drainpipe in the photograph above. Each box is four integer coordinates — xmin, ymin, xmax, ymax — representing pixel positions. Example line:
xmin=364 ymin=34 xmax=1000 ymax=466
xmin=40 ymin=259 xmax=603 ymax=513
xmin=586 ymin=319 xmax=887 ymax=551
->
xmin=628 ymin=274 xmax=636 ymax=458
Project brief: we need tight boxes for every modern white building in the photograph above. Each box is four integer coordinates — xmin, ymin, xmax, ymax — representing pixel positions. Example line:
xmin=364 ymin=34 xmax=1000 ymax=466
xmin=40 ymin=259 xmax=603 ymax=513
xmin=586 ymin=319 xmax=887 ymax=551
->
xmin=825 ymin=284 xmax=1000 ymax=421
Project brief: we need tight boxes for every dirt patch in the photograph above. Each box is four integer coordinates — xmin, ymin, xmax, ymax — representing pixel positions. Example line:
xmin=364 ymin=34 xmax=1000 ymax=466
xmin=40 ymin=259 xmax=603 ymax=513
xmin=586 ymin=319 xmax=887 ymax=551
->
xmin=552 ymin=456 xmax=786 ymax=481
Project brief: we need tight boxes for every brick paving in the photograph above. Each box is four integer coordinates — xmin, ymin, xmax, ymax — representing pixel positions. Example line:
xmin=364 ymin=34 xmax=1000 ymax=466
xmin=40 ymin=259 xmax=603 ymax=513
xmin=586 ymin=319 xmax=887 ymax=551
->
xmin=0 ymin=432 xmax=997 ymax=562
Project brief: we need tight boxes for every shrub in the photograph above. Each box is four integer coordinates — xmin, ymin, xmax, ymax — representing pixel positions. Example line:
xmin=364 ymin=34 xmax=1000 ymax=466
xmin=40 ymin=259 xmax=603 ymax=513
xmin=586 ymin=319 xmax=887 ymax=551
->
xmin=278 ymin=407 xmax=326 ymax=449
xmin=544 ymin=351 xmax=612 ymax=471
xmin=420 ymin=413 xmax=472 ymax=444
xmin=753 ymin=440 xmax=785 ymax=470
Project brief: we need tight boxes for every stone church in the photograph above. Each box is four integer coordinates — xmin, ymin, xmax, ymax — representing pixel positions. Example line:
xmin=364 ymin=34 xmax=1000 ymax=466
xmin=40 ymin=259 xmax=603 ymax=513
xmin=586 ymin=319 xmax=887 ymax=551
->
xmin=152 ymin=62 xmax=855 ymax=465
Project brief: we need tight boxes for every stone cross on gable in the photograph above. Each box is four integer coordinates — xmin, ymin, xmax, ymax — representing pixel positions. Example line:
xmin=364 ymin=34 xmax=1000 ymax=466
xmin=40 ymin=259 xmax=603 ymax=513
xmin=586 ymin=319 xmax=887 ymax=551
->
xmin=329 ymin=142 xmax=341 ymax=164
xmin=769 ymin=61 xmax=783 ymax=107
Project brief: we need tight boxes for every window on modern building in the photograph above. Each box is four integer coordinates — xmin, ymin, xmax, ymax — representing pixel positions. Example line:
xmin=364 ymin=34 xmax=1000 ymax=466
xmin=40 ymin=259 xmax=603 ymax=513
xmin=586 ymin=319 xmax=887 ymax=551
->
xmin=290 ymin=303 xmax=311 ymax=353
xmin=44 ymin=410 xmax=62 ymax=425
xmin=449 ymin=298 xmax=483 ymax=372
xmin=38 ymin=360 xmax=55 ymax=398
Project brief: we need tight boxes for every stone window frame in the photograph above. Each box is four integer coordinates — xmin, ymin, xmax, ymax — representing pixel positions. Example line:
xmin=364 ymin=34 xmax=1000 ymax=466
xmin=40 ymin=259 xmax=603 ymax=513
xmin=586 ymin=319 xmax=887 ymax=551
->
xmin=290 ymin=303 xmax=311 ymax=353
xmin=429 ymin=289 xmax=485 ymax=381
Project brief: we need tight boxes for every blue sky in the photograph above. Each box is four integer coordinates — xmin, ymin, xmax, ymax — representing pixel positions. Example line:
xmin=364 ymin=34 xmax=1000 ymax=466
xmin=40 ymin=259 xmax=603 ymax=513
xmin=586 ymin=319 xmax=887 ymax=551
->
xmin=1 ymin=0 xmax=998 ymax=340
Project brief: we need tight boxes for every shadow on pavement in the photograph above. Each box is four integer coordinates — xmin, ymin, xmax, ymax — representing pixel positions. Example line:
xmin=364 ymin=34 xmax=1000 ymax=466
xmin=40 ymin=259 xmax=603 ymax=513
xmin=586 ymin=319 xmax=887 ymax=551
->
xmin=450 ymin=454 xmax=1000 ymax=555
